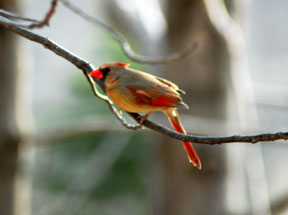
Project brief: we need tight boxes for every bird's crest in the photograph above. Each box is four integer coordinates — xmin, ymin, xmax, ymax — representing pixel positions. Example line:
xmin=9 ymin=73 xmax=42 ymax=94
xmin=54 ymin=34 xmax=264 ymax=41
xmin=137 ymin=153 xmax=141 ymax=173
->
xmin=114 ymin=62 xmax=130 ymax=67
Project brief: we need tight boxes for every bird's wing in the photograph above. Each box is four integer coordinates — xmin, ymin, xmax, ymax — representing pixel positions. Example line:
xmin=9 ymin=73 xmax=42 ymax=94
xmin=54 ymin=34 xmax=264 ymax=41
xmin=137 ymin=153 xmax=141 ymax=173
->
xmin=125 ymin=83 xmax=185 ymax=108
xmin=155 ymin=76 xmax=186 ymax=94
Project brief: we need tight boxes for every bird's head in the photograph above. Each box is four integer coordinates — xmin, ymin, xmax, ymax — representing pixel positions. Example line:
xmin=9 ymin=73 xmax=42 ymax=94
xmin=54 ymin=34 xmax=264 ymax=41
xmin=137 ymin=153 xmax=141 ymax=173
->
xmin=89 ymin=62 xmax=130 ymax=92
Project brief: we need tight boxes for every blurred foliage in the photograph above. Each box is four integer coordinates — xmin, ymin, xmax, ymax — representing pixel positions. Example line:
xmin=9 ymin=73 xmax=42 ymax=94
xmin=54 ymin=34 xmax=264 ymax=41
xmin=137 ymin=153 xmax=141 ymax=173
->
xmin=34 ymin=133 xmax=148 ymax=196
xmin=32 ymin=132 xmax=150 ymax=215
xmin=92 ymin=134 xmax=148 ymax=199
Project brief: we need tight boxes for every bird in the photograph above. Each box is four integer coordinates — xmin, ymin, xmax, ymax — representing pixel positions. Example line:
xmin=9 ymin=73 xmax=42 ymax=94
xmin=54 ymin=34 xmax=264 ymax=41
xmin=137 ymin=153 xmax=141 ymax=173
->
xmin=89 ymin=62 xmax=201 ymax=169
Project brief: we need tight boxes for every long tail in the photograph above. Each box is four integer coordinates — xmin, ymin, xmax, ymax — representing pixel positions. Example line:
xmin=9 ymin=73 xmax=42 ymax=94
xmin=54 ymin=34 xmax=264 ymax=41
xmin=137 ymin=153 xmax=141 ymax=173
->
xmin=165 ymin=109 xmax=202 ymax=169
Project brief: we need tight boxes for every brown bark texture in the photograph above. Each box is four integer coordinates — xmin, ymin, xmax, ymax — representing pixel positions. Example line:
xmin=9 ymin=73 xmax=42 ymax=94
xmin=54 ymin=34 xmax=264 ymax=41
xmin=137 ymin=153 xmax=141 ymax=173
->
xmin=0 ymin=0 xmax=20 ymax=214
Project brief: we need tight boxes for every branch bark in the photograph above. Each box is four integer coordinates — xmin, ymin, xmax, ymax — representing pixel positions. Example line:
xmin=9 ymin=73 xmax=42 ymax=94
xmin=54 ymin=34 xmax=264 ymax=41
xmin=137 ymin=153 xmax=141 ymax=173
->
xmin=0 ymin=17 xmax=141 ymax=131
xmin=27 ymin=0 xmax=58 ymax=29
xmin=0 ymin=0 xmax=58 ymax=29
xmin=0 ymin=13 xmax=288 ymax=145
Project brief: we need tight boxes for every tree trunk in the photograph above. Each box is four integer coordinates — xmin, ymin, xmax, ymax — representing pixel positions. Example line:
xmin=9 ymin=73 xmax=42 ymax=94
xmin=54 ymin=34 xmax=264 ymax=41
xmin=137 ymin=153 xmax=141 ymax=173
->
xmin=0 ymin=0 xmax=20 ymax=214
xmin=150 ymin=0 xmax=231 ymax=214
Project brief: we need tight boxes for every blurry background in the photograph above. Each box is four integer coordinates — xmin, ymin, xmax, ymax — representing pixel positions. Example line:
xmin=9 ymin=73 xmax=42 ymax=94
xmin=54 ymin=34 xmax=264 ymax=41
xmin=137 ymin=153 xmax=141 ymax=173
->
xmin=1 ymin=0 xmax=288 ymax=214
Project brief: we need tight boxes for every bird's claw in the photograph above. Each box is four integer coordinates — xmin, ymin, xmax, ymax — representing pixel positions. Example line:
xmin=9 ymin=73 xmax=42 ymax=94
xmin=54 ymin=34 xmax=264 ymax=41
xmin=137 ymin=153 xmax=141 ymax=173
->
xmin=137 ymin=116 xmax=146 ymax=129
xmin=137 ymin=112 xmax=152 ymax=129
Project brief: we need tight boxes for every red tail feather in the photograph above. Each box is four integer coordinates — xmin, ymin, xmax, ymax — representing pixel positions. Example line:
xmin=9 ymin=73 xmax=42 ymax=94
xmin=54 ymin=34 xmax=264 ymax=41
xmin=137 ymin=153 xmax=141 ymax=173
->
xmin=166 ymin=109 xmax=201 ymax=169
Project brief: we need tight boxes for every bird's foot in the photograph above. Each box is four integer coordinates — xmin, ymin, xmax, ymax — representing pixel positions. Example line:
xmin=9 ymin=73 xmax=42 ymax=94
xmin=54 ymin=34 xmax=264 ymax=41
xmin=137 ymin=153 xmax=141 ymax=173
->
xmin=137 ymin=116 xmax=145 ymax=129
xmin=137 ymin=112 xmax=153 ymax=129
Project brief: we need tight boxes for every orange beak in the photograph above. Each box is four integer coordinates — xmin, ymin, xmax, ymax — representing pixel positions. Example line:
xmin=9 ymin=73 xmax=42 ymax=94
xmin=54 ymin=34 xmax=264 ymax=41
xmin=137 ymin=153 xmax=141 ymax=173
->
xmin=89 ymin=69 xmax=103 ymax=79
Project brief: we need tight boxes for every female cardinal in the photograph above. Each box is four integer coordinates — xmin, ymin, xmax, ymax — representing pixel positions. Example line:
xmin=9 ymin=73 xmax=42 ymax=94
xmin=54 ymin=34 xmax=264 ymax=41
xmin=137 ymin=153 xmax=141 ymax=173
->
xmin=89 ymin=62 xmax=201 ymax=169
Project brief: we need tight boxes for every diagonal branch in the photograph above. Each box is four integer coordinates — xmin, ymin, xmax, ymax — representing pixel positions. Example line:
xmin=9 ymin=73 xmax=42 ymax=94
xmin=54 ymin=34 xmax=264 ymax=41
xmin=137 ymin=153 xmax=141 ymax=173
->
xmin=1 ymin=16 xmax=288 ymax=145
xmin=0 ymin=17 xmax=140 ymax=130
xmin=60 ymin=0 xmax=198 ymax=64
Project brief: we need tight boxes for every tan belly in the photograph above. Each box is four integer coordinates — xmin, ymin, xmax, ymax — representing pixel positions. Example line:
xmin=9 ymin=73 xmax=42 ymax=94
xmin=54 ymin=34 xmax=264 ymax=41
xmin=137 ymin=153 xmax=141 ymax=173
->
xmin=107 ymin=89 xmax=163 ymax=113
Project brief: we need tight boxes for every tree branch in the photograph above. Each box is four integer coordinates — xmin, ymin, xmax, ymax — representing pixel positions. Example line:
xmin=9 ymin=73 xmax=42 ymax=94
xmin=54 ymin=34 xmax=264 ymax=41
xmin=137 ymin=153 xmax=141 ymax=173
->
xmin=127 ymin=113 xmax=288 ymax=144
xmin=0 ymin=17 xmax=140 ymax=130
xmin=0 ymin=0 xmax=58 ymax=29
xmin=0 ymin=9 xmax=39 ymax=23
xmin=27 ymin=0 xmax=58 ymax=29
xmin=60 ymin=0 xmax=198 ymax=64
xmin=1 ymin=12 xmax=288 ymax=145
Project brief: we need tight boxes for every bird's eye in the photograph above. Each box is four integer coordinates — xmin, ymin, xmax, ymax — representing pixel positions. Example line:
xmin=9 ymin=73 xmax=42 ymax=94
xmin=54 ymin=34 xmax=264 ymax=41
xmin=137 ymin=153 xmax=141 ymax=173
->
xmin=100 ymin=67 xmax=111 ymax=73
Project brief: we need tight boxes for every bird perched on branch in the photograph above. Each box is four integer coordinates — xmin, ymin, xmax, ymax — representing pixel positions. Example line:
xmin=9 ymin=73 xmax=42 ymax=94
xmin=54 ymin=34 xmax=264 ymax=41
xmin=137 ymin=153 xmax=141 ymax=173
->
xmin=89 ymin=62 xmax=201 ymax=169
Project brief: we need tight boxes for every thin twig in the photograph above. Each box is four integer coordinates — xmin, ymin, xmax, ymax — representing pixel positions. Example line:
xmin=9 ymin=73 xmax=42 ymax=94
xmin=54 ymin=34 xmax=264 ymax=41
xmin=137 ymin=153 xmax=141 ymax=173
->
xmin=60 ymin=0 xmax=198 ymax=64
xmin=1 ymin=17 xmax=288 ymax=145
xmin=0 ymin=0 xmax=58 ymax=29
xmin=27 ymin=0 xmax=58 ymax=29
xmin=0 ymin=9 xmax=40 ymax=23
